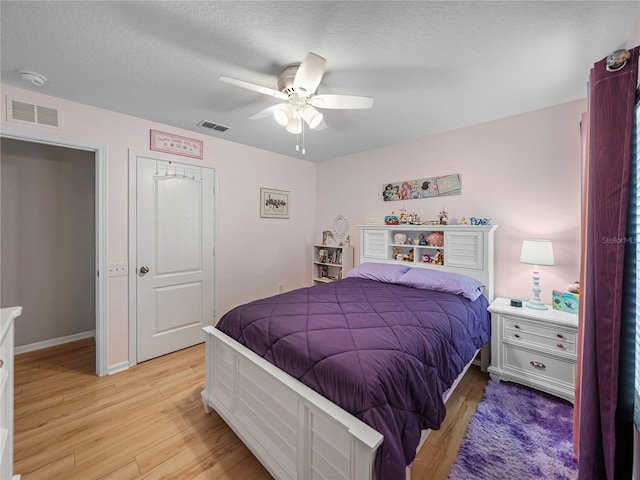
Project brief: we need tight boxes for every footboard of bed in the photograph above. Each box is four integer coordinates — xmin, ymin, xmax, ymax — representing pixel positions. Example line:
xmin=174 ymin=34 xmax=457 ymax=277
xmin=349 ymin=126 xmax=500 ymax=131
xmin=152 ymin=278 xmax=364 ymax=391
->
xmin=201 ymin=326 xmax=383 ymax=480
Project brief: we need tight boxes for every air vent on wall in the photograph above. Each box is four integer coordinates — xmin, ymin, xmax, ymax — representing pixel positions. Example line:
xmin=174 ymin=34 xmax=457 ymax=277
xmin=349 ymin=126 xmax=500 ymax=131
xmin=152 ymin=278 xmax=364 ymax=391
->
xmin=6 ymin=96 xmax=61 ymax=128
xmin=198 ymin=120 xmax=230 ymax=132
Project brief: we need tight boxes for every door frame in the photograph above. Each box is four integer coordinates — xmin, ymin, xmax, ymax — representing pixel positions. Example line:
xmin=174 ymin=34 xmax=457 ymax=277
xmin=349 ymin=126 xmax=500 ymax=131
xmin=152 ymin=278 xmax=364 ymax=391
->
xmin=1 ymin=124 xmax=108 ymax=376
xmin=127 ymin=149 xmax=217 ymax=367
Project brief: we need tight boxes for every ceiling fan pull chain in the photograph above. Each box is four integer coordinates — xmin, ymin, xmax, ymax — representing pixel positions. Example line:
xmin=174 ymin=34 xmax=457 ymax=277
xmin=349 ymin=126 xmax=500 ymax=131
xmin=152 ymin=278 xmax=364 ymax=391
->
xmin=302 ymin=120 xmax=306 ymax=155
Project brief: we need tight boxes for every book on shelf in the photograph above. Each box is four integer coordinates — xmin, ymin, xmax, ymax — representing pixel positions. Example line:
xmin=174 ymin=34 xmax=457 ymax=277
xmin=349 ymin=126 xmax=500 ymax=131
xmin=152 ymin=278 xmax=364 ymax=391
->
xmin=318 ymin=249 xmax=328 ymax=263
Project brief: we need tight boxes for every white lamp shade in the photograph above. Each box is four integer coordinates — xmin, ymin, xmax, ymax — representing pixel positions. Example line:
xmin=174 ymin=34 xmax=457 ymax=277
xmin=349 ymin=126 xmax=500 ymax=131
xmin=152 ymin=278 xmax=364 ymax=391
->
xmin=285 ymin=117 xmax=302 ymax=134
xmin=520 ymin=239 xmax=555 ymax=266
xmin=302 ymin=106 xmax=323 ymax=129
xmin=273 ymin=104 xmax=293 ymax=126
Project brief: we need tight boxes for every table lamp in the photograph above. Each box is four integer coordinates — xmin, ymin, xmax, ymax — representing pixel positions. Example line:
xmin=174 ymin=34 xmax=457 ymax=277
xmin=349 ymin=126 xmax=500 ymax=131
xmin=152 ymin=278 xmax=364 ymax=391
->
xmin=520 ymin=239 xmax=555 ymax=310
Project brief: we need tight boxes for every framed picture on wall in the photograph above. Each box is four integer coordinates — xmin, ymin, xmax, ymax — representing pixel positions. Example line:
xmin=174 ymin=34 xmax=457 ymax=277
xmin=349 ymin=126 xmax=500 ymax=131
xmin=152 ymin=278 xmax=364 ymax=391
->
xmin=260 ymin=188 xmax=290 ymax=219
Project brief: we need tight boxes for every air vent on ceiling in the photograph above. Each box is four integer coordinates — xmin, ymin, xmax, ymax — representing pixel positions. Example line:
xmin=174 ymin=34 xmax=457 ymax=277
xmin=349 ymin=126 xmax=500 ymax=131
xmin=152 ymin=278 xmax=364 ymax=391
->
xmin=6 ymin=96 xmax=61 ymax=129
xmin=198 ymin=120 xmax=230 ymax=132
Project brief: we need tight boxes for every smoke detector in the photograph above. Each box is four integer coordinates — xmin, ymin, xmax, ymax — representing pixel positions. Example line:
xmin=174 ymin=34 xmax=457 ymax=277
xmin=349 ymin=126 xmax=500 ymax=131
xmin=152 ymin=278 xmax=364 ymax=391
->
xmin=18 ymin=70 xmax=47 ymax=87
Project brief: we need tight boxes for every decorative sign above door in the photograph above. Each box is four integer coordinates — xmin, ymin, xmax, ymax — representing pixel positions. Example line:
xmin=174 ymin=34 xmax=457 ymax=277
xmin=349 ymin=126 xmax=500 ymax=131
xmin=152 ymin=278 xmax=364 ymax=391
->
xmin=150 ymin=129 xmax=203 ymax=160
xmin=383 ymin=174 xmax=461 ymax=201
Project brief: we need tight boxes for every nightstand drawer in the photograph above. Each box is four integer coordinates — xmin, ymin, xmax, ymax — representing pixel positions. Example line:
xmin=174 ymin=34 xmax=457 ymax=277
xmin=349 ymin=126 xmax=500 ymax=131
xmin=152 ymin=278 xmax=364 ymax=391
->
xmin=504 ymin=327 xmax=576 ymax=354
xmin=503 ymin=344 xmax=576 ymax=385
xmin=504 ymin=315 xmax=576 ymax=341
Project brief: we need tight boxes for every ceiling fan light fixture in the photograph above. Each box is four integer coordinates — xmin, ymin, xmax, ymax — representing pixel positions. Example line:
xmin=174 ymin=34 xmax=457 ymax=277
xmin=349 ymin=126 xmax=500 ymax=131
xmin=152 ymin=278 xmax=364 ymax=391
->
xmin=286 ymin=117 xmax=302 ymax=134
xmin=273 ymin=104 xmax=292 ymax=126
xmin=303 ymin=106 xmax=323 ymax=129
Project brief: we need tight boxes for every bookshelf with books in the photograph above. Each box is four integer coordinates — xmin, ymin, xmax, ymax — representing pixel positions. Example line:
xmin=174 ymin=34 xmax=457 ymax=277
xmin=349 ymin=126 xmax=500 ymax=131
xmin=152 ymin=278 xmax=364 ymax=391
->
xmin=312 ymin=244 xmax=353 ymax=285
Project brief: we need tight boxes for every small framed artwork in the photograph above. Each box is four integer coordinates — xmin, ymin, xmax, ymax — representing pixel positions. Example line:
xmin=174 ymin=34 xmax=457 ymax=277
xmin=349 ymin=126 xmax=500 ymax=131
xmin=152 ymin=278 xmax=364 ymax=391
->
xmin=260 ymin=188 xmax=290 ymax=219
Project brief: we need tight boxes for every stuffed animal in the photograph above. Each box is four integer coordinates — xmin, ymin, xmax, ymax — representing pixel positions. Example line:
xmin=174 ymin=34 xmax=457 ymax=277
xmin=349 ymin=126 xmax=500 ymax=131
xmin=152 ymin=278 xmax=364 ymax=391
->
xmin=427 ymin=231 xmax=444 ymax=247
xmin=567 ymin=281 xmax=580 ymax=294
xmin=407 ymin=249 xmax=414 ymax=262
xmin=433 ymin=249 xmax=444 ymax=265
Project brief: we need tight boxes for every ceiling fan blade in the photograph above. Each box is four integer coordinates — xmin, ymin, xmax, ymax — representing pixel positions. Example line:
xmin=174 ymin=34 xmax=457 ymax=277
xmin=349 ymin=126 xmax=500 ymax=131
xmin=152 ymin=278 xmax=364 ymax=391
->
xmin=310 ymin=94 xmax=374 ymax=109
xmin=219 ymin=75 xmax=287 ymax=100
xmin=248 ymin=104 xmax=282 ymax=120
xmin=293 ymin=53 xmax=327 ymax=94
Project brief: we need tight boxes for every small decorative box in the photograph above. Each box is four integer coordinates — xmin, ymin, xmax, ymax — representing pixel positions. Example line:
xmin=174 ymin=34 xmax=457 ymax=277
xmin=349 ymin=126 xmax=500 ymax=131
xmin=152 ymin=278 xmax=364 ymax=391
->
xmin=552 ymin=290 xmax=579 ymax=315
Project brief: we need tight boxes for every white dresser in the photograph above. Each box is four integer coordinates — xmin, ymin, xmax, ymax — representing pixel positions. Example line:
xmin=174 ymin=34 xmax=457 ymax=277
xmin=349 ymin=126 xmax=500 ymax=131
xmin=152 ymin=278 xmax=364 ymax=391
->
xmin=1 ymin=306 xmax=21 ymax=480
xmin=488 ymin=297 xmax=578 ymax=403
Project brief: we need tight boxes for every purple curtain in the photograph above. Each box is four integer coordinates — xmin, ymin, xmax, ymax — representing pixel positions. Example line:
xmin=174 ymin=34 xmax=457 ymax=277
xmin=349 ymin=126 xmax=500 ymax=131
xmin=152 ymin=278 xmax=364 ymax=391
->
xmin=578 ymin=47 xmax=638 ymax=479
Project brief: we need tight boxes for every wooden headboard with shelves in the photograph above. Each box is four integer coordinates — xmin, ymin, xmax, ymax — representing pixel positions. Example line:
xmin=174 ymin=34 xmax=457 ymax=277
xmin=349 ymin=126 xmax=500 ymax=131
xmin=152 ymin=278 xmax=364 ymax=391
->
xmin=357 ymin=224 xmax=498 ymax=301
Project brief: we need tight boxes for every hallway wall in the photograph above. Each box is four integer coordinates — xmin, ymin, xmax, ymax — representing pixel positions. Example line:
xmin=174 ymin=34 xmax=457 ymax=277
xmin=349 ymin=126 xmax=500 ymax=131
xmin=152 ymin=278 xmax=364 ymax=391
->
xmin=1 ymin=138 xmax=95 ymax=347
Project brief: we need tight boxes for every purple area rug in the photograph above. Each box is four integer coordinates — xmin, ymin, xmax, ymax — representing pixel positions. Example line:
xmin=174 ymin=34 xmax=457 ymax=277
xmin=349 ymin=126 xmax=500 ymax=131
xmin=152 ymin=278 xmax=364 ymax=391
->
xmin=448 ymin=380 xmax=577 ymax=479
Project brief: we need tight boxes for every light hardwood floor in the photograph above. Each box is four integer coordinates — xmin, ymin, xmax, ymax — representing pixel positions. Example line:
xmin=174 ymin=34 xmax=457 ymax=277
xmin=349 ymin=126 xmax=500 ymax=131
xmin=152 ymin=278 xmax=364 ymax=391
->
xmin=14 ymin=338 xmax=488 ymax=479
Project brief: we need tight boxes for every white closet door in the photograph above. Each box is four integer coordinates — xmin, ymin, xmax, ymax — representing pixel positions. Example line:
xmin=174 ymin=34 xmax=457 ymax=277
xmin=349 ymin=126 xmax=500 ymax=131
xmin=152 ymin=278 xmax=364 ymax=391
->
xmin=135 ymin=156 xmax=215 ymax=362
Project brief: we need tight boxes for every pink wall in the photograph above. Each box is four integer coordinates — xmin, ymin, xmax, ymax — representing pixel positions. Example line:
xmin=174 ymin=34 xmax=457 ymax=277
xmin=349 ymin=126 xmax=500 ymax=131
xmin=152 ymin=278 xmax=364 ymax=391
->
xmin=316 ymin=99 xmax=586 ymax=304
xmin=1 ymin=84 xmax=317 ymax=369
xmin=1 ymin=82 xmax=586 ymax=368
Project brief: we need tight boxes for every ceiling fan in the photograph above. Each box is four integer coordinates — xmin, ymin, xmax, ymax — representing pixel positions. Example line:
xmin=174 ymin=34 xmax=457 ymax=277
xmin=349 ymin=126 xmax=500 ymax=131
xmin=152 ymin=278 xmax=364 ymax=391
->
xmin=219 ymin=52 xmax=374 ymax=135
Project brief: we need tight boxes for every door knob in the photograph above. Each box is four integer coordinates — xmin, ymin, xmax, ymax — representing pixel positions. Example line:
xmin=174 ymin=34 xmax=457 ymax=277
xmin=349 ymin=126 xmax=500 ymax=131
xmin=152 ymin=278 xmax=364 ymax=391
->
xmin=139 ymin=266 xmax=150 ymax=275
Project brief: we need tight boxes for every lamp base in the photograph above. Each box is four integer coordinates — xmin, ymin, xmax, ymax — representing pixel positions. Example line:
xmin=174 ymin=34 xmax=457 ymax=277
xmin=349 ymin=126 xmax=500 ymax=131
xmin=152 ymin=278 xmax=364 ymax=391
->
xmin=526 ymin=269 xmax=548 ymax=310
xmin=525 ymin=298 xmax=548 ymax=310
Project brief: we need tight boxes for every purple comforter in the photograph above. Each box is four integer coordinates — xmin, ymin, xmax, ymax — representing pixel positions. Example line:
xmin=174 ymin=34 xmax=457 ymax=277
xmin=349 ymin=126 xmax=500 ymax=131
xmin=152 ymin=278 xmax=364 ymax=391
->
xmin=216 ymin=277 xmax=490 ymax=480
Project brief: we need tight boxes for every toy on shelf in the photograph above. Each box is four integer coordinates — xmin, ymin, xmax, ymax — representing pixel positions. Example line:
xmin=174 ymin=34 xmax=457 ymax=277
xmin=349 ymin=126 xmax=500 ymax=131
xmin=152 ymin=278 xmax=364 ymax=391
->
xmin=385 ymin=213 xmax=400 ymax=225
xmin=418 ymin=234 xmax=428 ymax=246
xmin=427 ymin=231 xmax=444 ymax=247
xmin=398 ymin=206 xmax=411 ymax=224
xmin=438 ymin=208 xmax=448 ymax=225
xmin=407 ymin=249 xmax=414 ymax=262
xmin=433 ymin=249 xmax=444 ymax=265
xmin=394 ymin=233 xmax=408 ymax=244
xmin=422 ymin=253 xmax=432 ymax=263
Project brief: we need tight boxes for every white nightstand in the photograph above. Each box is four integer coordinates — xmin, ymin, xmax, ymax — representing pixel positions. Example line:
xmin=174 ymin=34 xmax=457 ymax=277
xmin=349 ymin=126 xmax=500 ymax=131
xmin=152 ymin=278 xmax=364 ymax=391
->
xmin=487 ymin=297 xmax=578 ymax=403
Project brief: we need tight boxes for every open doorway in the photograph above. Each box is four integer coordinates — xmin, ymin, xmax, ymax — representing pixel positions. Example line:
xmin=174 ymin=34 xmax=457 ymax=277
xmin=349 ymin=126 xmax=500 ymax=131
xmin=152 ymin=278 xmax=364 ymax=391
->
xmin=0 ymin=130 xmax=106 ymax=375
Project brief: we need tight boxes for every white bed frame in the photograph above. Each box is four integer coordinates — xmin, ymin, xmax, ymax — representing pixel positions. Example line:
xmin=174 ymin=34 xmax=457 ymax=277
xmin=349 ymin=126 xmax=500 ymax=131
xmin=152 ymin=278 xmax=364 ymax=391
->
xmin=202 ymin=224 xmax=497 ymax=480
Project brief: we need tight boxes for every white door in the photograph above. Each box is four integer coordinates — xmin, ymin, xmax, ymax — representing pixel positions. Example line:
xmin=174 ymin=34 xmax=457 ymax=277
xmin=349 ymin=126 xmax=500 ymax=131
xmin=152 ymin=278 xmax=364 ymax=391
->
xmin=135 ymin=156 xmax=215 ymax=363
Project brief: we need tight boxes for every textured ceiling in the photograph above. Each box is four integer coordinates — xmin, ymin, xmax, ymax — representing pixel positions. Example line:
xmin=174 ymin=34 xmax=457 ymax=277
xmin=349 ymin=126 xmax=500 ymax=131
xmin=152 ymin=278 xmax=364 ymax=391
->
xmin=1 ymin=1 xmax=638 ymax=162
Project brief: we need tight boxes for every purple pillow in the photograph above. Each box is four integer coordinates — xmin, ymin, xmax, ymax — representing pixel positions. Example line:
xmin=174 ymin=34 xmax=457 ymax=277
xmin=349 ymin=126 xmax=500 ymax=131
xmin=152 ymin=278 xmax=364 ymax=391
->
xmin=344 ymin=262 xmax=411 ymax=283
xmin=396 ymin=267 xmax=483 ymax=301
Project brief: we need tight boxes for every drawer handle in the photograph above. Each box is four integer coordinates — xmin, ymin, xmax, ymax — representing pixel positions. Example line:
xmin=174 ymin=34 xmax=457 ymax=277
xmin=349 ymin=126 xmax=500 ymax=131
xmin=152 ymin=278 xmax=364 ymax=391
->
xmin=556 ymin=333 xmax=565 ymax=339
xmin=514 ymin=324 xmax=521 ymax=329
xmin=514 ymin=333 xmax=521 ymax=339
xmin=557 ymin=343 xmax=565 ymax=349
xmin=0 ymin=359 xmax=3 ymax=368
xmin=530 ymin=360 xmax=546 ymax=369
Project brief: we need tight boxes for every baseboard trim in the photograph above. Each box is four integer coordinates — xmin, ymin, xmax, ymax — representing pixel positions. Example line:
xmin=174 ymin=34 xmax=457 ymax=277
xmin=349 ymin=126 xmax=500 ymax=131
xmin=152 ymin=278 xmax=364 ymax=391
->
xmin=107 ymin=361 xmax=130 ymax=375
xmin=15 ymin=330 xmax=95 ymax=355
